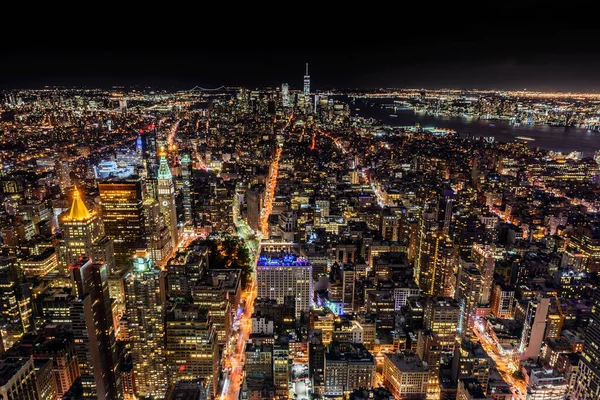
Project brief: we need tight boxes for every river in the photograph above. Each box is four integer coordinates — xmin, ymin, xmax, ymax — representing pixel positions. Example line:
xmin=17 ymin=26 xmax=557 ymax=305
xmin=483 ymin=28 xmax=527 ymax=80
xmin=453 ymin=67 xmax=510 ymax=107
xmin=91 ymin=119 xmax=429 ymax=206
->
xmin=351 ymin=99 xmax=600 ymax=156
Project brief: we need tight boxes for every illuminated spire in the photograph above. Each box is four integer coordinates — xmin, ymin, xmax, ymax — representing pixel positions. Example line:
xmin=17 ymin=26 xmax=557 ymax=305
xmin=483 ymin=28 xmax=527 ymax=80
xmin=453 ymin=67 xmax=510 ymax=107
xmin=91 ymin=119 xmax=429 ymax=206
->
xmin=157 ymin=155 xmax=172 ymax=180
xmin=68 ymin=186 xmax=92 ymax=220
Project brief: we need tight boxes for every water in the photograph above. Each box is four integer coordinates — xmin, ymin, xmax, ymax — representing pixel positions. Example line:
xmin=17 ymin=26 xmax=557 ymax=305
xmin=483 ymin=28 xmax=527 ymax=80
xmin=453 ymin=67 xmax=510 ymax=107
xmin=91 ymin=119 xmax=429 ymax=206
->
xmin=352 ymin=99 xmax=600 ymax=156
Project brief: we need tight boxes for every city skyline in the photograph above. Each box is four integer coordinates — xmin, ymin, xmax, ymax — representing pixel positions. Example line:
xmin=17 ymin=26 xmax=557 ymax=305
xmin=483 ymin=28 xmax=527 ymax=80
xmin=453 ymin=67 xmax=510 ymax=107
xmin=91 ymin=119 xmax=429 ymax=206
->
xmin=1 ymin=51 xmax=600 ymax=400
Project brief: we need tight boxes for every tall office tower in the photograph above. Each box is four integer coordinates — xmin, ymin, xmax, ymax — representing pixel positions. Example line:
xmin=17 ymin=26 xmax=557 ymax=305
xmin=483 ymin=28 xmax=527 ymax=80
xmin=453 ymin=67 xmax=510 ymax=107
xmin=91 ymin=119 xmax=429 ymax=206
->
xmin=382 ymin=352 xmax=429 ymax=400
xmin=281 ymin=83 xmax=290 ymax=108
xmin=55 ymin=158 xmax=71 ymax=193
xmin=61 ymin=187 xmax=116 ymax=273
xmin=472 ymin=244 xmax=495 ymax=305
xmin=413 ymin=209 xmax=438 ymax=286
xmin=180 ymin=151 xmax=193 ymax=226
xmin=157 ymin=154 xmax=178 ymax=249
xmin=380 ymin=208 xmax=399 ymax=242
xmin=519 ymin=296 xmax=550 ymax=360
xmin=452 ymin=338 xmax=490 ymax=395
xmin=32 ymin=337 xmax=80 ymax=398
xmin=0 ymin=357 xmax=38 ymax=399
xmin=324 ymin=342 xmax=376 ymax=397
xmin=124 ymin=252 xmax=167 ymax=398
xmin=143 ymin=198 xmax=172 ymax=266
xmin=441 ymin=189 xmax=454 ymax=234
xmin=490 ymin=283 xmax=514 ymax=318
xmin=419 ymin=231 xmax=457 ymax=297
xmin=0 ymin=257 xmax=29 ymax=352
xmin=99 ymin=177 xmax=146 ymax=269
xmin=191 ymin=283 xmax=231 ymax=345
xmin=563 ymin=223 xmax=600 ymax=272
xmin=256 ymin=253 xmax=313 ymax=318
xmin=573 ymin=289 xmax=600 ymax=399
xmin=424 ymin=297 xmax=460 ymax=348
xmin=273 ymin=344 xmax=289 ymax=398
xmin=303 ymin=63 xmax=311 ymax=114
xmin=342 ymin=264 xmax=355 ymax=314
xmin=69 ymin=258 xmax=122 ymax=399
xmin=455 ymin=260 xmax=482 ymax=337
xmin=165 ymin=304 xmax=218 ymax=397
xmin=246 ymin=186 xmax=263 ymax=233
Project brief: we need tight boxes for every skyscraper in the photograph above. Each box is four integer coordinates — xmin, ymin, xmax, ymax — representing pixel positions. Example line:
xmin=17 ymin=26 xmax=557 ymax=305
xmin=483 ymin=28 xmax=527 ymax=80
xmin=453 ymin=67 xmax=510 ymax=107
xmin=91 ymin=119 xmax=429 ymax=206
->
xmin=157 ymin=154 xmax=178 ymax=249
xmin=472 ymin=244 xmax=496 ymax=305
xmin=180 ymin=151 xmax=193 ymax=226
xmin=281 ymin=83 xmax=290 ymax=108
xmin=572 ymin=289 xmax=600 ymax=399
xmin=98 ymin=177 xmax=146 ymax=269
xmin=61 ymin=187 xmax=116 ymax=274
xmin=55 ymin=158 xmax=71 ymax=193
xmin=256 ymin=253 xmax=313 ymax=318
xmin=124 ymin=252 xmax=167 ymax=398
xmin=0 ymin=257 xmax=28 ymax=352
xmin=303 ymin=63 xmax=310 ymax=114
xmin=456 ymin=260 xmax=482 ymax=337
xmin=69 ymin=257 xmax=122 ymax=399
xmin=165 ymin=304 xmax=219 ymax=397
xmin=519 ymin=296 xmax=550 ymax=360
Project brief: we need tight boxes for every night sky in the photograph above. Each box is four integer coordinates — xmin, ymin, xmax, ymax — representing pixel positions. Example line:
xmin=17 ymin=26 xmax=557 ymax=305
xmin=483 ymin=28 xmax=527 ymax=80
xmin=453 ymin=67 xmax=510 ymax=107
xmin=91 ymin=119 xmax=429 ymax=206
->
xmin=2 ymin=6 xmax=599 ymax=91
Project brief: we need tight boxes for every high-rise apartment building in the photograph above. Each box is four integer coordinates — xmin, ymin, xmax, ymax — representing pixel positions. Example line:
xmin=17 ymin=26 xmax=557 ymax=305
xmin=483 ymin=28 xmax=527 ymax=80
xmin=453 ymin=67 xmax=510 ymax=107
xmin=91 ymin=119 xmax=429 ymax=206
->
xmin=0 ymin=357 xmax=38 ymax=400
xmin=0 ymin=257 xmax=29 ymax=352
xmin=157 ymin=154 xmax=178 ymax=249
xmin=519 ymin=296 xmax=550 ymax=360
xmin=472 ymin=244 xmax=496 ymax=305
xmin=124 ymin=252 xmax=167 ymax=398
xmin=572 ymin=290 xmax=600 ymax=399
xmin=452 ymin=338 xmax=490 ymax=395
xmin=165 ymin=304 xmax=218 ymax=397
xmin=180 ymin=151 xmax=193 ymax=226
xmin=424 ymin=296 xmax=460 ymax=348
xmin=273 ymin=344 xmax=289 ymax=398
xmin=99 ymin=178 xmax=146 ymax=268
xmin=419 ymin=231 xmax=457 ymax=297
xmin=382 ymin=352 xmax=429 ymax=400
xmin=69 ymin=257 xmax=122 ymax=399
xmin=456 ymin=260 xmax=482 ymax=337
xmin=256 ymin=253 xmax=313 ymax=318
xmin=490 ymin=283 xmax=514 ymax=318
xmin=32 ymin=337 xmax=80 ymax=398
xmin=324 ymin=342 xmax=375 ymax=396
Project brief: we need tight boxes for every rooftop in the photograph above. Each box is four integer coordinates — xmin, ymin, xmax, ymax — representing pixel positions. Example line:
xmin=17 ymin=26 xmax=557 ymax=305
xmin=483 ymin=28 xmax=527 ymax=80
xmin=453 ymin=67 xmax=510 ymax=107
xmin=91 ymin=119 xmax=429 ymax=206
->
xmin=0 ymin=357 xmax=31 ymax=387
xmin=257 ymin=253 xmax=310 ymax=267
xmin=384 ymin=352 xmax=427 ymax=373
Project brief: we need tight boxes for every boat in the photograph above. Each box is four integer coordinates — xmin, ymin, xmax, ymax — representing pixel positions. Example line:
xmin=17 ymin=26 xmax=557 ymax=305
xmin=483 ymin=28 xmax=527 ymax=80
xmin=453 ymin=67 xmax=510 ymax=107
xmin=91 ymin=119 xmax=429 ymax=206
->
xmin=389 ymin=114 xmax=398 ymax=118
xmin=515 ymin=136 xmax=535 ymax=141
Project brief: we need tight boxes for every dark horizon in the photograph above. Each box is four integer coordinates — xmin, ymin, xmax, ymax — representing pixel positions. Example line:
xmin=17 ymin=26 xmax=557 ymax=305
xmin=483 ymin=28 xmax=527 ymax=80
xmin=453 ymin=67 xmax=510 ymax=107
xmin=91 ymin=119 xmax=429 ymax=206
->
xmin=2 ymin=13 xmax=600 ymax=91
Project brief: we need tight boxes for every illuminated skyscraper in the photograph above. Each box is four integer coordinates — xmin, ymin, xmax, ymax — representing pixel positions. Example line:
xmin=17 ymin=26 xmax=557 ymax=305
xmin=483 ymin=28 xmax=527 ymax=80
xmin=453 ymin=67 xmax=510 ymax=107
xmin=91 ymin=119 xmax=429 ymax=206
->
xmin=472 ymin=244 xmax=496 ymax=305
xmin=157 ymin=154 xmax=178 ymax=249
xmin=180 ymin=151 xmax=193 ymax=226
xmin=303 ymin=63 xmax=310 ymax=114
xmin=124 ymin=252 xmax=167 ymax=398
xmin=55 ymin=158 xmax=71 ymax=193
xmin=166 ymin=304 xmax=219 ymax=397
xmin=61 ymin=187 xmax=116 ymax=274
xmin=256 ymin=253 xmax=313 ymax=318
xmin=0 ymin=257 xmax=29 ymax=352
xmin=572 ymin=289 xmax=600 ymax=399
xmin=143 ymin=198 xmax=172 ymax=266
xmin=281 ymin=83 xmax=290 ymax=108
xmin=69 ymin=257 xmax=122 ymax=399
xmin=419 ymin=231 xmax=457 ymax=297
xmin=98 ymin=178 xmax=146 ymax=269
xmin=456 ymin=260 xmax=482 ymax=337
xmin=519 ymin=296 xmax=550 ymax=360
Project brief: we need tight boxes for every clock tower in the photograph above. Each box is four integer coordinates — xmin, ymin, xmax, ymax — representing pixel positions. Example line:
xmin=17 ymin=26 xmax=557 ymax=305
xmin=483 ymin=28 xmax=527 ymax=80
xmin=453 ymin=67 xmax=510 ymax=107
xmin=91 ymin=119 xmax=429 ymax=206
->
xmin=157 ymin=153 xmax=178 ymax=249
